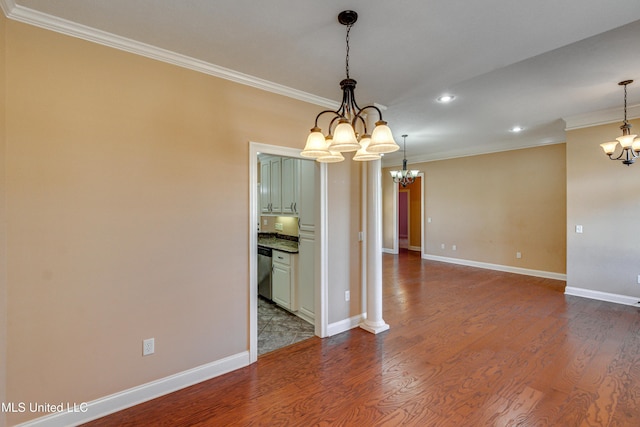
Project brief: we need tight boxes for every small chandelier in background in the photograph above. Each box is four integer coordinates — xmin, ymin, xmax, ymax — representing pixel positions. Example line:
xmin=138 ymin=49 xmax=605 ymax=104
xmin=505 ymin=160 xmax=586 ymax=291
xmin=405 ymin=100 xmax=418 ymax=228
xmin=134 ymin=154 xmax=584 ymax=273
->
xmin=301 ymin=10 xmax=399 ymax=163
xmin=390 ymin=135 xmax=419 ymax=187
xmin=600 ymin=80 xmax=640 ymax=165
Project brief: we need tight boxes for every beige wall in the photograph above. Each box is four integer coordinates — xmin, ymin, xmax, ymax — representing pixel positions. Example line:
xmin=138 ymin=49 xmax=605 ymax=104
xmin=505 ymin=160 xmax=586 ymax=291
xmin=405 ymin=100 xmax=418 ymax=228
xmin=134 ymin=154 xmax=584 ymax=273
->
xmin=327 ymin=159 xmax=363 ymax=322
xmin=566 ymin=119 xmax=640 ymax=297
xmin=1 ymin=12 xmax=8 ymax=427
xmin=383 ymin=144 xmax=567 ymax=274
xmin=2 ymin=20 xmax=364 ymax=425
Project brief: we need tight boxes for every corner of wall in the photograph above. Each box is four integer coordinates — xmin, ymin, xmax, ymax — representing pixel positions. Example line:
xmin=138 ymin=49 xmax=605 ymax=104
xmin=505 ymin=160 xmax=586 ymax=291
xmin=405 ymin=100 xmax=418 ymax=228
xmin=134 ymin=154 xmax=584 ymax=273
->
xmin=0 ymin=10 xmax=8 ymax=427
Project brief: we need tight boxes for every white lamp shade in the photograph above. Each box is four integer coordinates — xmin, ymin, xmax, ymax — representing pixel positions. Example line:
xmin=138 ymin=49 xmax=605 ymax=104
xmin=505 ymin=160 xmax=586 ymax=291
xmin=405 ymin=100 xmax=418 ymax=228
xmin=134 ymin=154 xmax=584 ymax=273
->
xmin=616 ymin=133 xmax=637 ymax=148
xmin=301 ymin=128 xmax=330 ymax=158
xmin=600 ymin=141 xmax=618 ymax=155
xmin=353 ymin=136 xmax=381 ymax=161
xmin=633 ymin=138 xmax=640 ymax=152
xmin=330 ymin=120 xmax=360 ymax=152
xmin=316 ymin=150 xmax=345 ymax=163
xmin=367 ymin=121 xmax=399 ymax=153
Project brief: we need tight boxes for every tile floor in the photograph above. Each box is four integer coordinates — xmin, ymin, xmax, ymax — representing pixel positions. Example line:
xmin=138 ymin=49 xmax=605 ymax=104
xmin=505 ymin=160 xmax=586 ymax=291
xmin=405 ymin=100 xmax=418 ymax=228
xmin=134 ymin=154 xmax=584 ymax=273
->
xmin=258 ymin=297 xmax=315 ymax=355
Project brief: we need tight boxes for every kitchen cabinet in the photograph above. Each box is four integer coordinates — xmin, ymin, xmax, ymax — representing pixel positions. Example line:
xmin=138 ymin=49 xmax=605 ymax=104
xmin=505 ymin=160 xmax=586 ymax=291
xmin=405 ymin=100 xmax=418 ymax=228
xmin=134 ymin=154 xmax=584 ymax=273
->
xmin=260 ymin=156 xmax=281 ymax=214
xmin=297 ymin=159 xmax=316 ymax=322
xmin=272 ymin=250 xmax=297 ymax=311
xmin=281 ymin=157 xmax=299 ymax=215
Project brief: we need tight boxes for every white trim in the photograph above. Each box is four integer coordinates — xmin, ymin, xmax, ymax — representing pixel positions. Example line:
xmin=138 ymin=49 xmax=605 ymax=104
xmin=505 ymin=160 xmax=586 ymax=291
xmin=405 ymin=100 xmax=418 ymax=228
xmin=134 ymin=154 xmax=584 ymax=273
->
xmin=16 ymin=352 xmax=250 ymax=427
xmin=419 ymin=172 xmax=425 ymax=257
xmin=360 ymin=163 xmax=368 ymax=315
xmin=382 ymin=248 xmax=399 ymax=255
xmin=563 ymin=103 xmax=640 ymax=130
xmin=318 ymin=162 xmax=328 ymax=338
xmin=408 ymin=245 xmax=421 ymax=252
xmin=1 ymin=3 xmax=339 ymax=111
xmin=565 ymin=287 xmax=640 ymax=307
xmin=422 ymin=254 xmax=566 ymax=281
xmin=327 ymin=314 xmax=365 ymax=337
xmin=391 ymin=181 xmax=399 ymax=254
xmin=0 ymin=0 xmax=15 ymax=16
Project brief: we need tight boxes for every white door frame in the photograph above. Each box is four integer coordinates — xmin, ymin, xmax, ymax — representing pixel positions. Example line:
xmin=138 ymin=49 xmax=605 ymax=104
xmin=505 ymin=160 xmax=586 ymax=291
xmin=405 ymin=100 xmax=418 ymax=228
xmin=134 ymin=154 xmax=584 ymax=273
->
xmin=249 ymin=142 xmax=327 ymax=363
xmin=392 ymin=172 xmax=425 ymax=255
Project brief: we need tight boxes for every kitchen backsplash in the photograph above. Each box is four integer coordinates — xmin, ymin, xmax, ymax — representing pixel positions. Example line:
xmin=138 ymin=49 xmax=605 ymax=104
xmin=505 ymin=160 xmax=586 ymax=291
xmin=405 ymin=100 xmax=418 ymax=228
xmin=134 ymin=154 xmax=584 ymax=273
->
xmin=259 ymin=215 xmax=298 ymax=236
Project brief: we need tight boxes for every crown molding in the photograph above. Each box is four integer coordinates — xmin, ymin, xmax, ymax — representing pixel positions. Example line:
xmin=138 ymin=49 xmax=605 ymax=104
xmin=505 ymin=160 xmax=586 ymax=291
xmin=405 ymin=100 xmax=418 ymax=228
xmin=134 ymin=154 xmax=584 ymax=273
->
xmin=0 ymin=1 xmax=340 ymax=111
xmin=0 ymin=0 xmax=15 ymax=16
xmin=563 ymin=103 xmax=640 ymax=130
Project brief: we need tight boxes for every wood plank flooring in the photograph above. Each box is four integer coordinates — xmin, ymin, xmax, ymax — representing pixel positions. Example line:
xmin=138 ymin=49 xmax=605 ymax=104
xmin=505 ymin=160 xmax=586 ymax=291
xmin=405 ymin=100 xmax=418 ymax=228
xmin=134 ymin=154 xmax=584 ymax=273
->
xmin=83 ymin=250 xmax=640 ymax=426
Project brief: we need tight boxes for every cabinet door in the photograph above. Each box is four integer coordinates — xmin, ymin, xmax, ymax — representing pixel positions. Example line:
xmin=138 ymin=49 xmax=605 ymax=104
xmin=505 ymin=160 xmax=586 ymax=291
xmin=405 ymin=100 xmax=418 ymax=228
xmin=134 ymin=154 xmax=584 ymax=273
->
xmin=281 ymin=158 xmax=299 ymax=214
xmin=298 ymin=159 xmax=316 ymax=231
xmin=297 ymin=234 xmax=315 ymax=320
xmin=272 ymin=263 xmax=291 ymax=310
xmin=269 ymin=158 xmax=282 ymax=213
xmin=260 ymin=160 xmax=271 ymax=213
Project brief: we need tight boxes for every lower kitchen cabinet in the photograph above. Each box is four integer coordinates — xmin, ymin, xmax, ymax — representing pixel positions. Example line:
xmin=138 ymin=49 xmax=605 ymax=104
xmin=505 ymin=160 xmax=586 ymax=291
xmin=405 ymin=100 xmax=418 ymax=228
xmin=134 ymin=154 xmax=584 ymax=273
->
xmin=272 ymin=250 xmax=297 ymax=311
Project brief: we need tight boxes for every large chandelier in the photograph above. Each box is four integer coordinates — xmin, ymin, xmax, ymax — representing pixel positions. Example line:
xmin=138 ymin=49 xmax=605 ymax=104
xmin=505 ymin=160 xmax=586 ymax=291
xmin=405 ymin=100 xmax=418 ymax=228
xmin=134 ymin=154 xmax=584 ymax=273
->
xmin=301 ymin=10 xmax=399 ymax=163
xmin=600 ymin=80 xmax=640 ymax=165
xmin=390 ymin=135 xmax=419 ymax=187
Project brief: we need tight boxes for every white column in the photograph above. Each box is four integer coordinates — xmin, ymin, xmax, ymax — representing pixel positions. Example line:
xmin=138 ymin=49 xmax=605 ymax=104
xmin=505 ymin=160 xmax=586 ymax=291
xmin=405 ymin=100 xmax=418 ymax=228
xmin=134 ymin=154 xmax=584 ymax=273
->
xmin=360 ymin=159 xmax=390 ymax=334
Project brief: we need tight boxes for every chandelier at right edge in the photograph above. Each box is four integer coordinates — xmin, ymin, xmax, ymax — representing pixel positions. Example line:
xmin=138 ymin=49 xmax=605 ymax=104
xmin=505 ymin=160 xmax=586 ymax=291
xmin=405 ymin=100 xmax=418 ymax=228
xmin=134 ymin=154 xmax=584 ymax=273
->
xmin=600 ymin=80 xmax=640 ymax=165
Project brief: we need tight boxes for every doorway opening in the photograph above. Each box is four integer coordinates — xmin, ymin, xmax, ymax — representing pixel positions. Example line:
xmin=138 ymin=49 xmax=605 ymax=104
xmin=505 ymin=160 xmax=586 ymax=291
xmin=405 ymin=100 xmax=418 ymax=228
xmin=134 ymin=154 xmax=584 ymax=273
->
xmin=249 ymin=142 xmax=327 ymax=363
xmin=394 ymin=174 xmax=424 ymax=255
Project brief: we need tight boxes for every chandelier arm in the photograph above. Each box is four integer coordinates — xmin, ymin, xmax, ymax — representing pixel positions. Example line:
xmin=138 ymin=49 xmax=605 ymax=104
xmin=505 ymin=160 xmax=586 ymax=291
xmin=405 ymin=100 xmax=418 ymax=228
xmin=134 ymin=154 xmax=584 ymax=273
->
xmin=313 ymin=110 xmax=342 ymax=128
xmin=354 ymin=105 xmax=385 ymax=124
xmin=353 ymin=115 xmax=368 ymax=135
xmin=327 ymin=115 xmax=343 ymax=136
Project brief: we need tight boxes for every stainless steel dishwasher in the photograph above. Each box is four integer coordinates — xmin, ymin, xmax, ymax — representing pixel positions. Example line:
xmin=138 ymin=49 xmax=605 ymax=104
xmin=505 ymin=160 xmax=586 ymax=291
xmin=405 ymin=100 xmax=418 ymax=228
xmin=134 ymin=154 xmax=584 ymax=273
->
xmin=258 ymin=246 xmax=272 ymax=300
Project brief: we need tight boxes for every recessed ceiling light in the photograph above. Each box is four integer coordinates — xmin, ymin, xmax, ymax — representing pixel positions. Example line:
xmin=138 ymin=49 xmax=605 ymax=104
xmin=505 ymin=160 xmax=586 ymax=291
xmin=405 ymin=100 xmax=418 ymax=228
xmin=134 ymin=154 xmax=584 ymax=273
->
xmin=437 ymin=94 xmax=455 ymax=103
xmin=510 ymin=126 xmax=524 ymax=133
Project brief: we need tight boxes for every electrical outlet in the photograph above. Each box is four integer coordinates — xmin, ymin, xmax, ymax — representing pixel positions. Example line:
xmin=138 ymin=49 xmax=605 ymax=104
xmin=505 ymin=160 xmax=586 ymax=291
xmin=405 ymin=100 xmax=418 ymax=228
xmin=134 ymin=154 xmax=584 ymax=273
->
xmin=275 ymin=223 xmax=283 ymax=231
xmin=516 ymin=252 xmax=522 ymax=259
xmin=452 ymin=245 xmax=456 ymax=251
xmin=441 ymin=243 xmax=445 ymax=249
xmin=637 ymin=274 xmax=640 ymax=285
xmin=576 ymin=225 xmax=583 ymax=233
xmin=143 ymin=338 xmax=155 ymax=356
xmin=345 ymin=290 xmax=350 ymax=302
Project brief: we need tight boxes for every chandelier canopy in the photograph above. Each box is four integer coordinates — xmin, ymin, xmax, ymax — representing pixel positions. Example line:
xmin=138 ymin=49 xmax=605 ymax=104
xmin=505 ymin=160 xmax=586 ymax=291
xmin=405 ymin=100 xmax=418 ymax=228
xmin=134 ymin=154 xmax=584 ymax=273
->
xmin=390 ymin=135 xmax=419 ymax=187
xmin=301 ymin=10 xmax=399 ymax=163
xmin=600 ymin=80 xmax=640 ymax=165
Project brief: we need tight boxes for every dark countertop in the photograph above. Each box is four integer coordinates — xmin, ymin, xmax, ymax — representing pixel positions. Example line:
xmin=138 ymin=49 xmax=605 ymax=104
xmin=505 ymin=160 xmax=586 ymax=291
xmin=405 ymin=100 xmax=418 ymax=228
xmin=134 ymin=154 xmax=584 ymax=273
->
xmin=258 ymin=236 xmax=299 ymax=254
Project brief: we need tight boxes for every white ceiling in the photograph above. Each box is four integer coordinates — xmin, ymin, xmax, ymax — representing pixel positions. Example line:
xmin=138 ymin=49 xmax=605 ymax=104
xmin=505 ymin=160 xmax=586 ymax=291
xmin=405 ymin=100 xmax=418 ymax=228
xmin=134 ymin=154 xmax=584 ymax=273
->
xmin=5 ymin=0 xmax=640 ymax=165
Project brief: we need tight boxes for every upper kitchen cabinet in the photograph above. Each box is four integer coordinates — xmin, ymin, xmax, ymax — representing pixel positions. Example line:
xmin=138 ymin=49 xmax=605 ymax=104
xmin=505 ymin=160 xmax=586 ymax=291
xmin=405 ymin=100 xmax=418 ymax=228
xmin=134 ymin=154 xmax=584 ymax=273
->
xmin=260 ymin=156 xmax=282 ymax=214
xmin=259 ymin=155 xmax=314 ymax=217
xmin=281 ymin=157 xmax=299 ymax=215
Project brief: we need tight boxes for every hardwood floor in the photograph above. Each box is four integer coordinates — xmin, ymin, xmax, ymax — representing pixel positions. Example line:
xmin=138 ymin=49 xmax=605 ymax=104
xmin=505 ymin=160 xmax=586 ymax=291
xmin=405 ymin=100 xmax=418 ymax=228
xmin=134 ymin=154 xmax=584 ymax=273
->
xmin=83 ymin=250 xmax=640 ymax=426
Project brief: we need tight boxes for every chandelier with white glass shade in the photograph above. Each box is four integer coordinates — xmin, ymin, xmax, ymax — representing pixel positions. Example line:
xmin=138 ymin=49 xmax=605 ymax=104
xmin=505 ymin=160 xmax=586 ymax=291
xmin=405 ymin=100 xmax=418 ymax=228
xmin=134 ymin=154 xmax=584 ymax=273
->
xmin=300 ymin=10 xmax=399 ymax=163
xmin=390 ymin=135 xmax=419 ymax=187
xmin=600 ymin=80 xmax=640 ymax=165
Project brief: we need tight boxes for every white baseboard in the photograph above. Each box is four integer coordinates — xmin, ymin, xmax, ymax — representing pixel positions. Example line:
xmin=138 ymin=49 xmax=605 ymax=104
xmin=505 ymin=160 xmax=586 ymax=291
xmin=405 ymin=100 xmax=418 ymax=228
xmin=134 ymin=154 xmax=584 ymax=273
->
xmin=17 ymin=351 xmax=251 ymax=427
xmin=565 ymin=287 xmax=640 ymax=307
xmin=422 ymin=254 xmax=566 ymax=281
xmin=408 ymin=245 xmax=421 ymax=252
xmin=382 ymin=248 xmax=398 ymax=255
xmin=327 ymin=314 xmax=364 ymax=337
